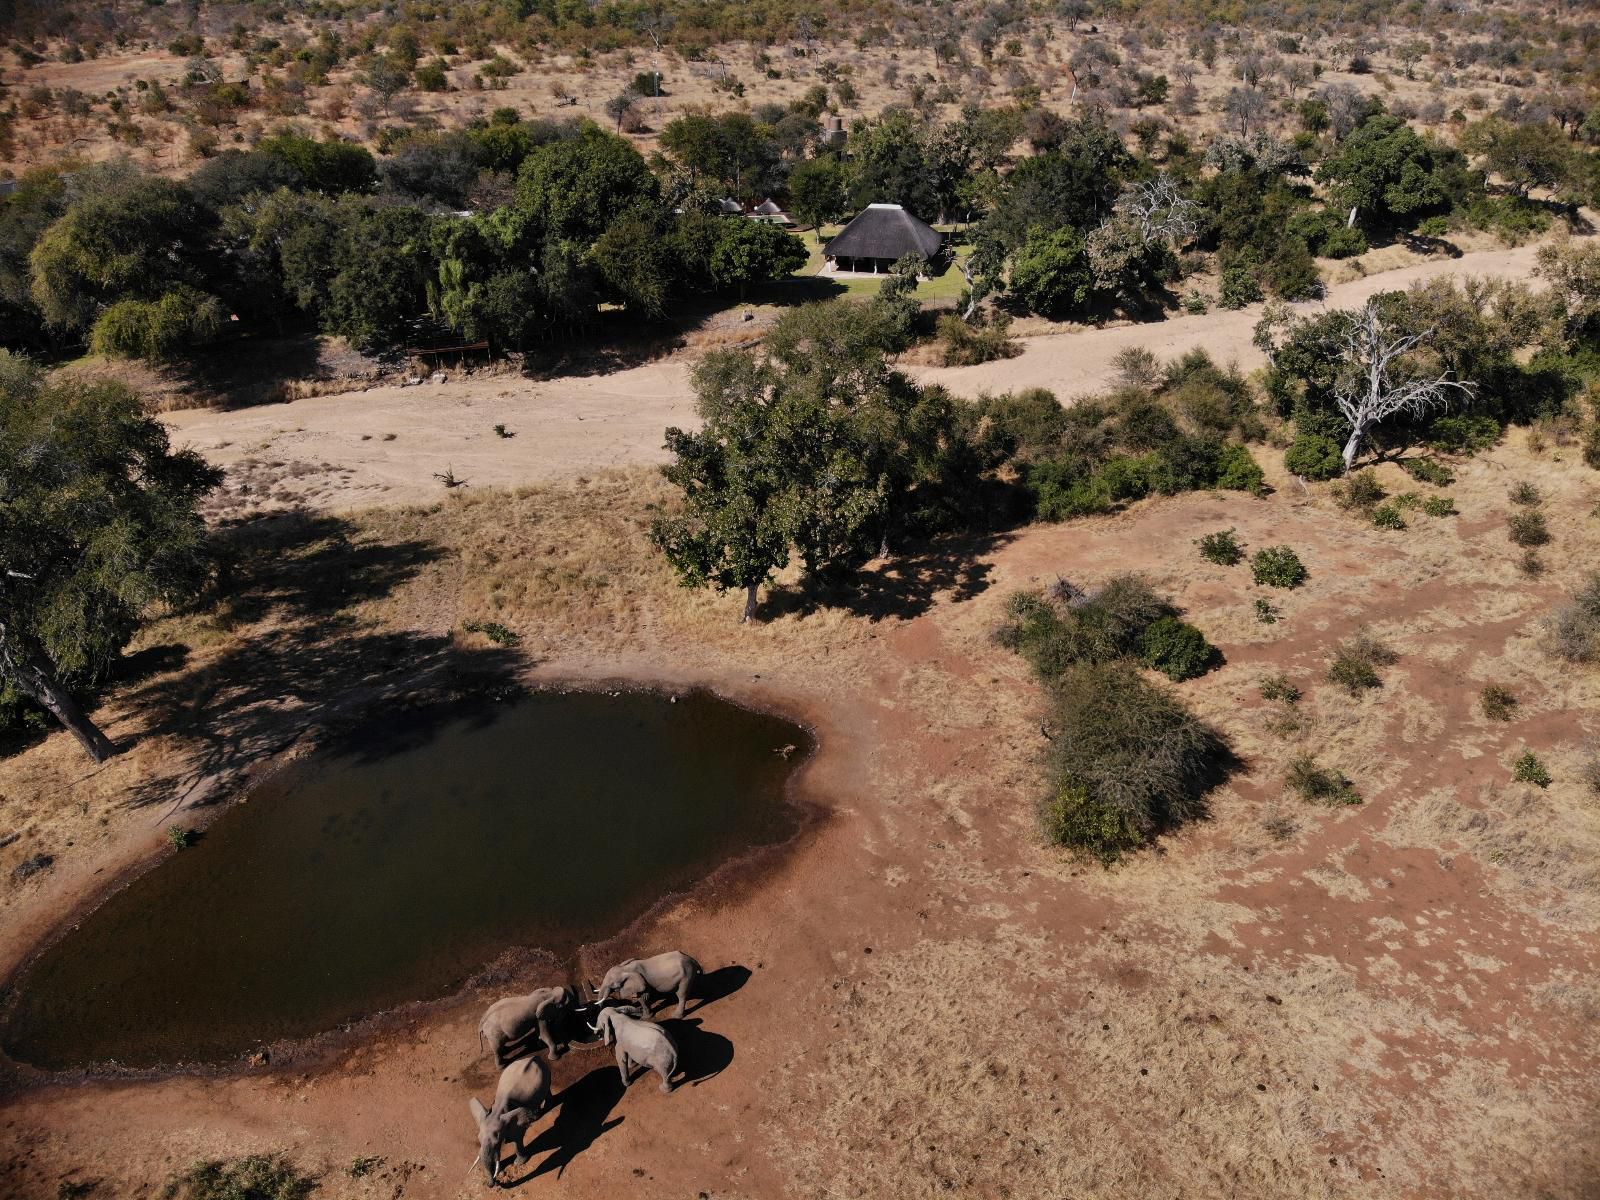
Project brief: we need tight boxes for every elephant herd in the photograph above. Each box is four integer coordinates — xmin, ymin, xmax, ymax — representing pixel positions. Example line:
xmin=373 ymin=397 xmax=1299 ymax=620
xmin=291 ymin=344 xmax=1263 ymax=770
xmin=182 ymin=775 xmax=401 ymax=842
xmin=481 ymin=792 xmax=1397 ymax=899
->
xmin=466 ymin=949 xmax=704 ymax=1186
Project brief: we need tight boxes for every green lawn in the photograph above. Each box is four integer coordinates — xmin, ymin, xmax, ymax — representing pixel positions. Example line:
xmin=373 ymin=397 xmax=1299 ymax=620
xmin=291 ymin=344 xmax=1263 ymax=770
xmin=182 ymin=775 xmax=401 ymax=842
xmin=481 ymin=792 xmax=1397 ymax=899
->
xmin=790 ymin=226 xmax=973 ymax=301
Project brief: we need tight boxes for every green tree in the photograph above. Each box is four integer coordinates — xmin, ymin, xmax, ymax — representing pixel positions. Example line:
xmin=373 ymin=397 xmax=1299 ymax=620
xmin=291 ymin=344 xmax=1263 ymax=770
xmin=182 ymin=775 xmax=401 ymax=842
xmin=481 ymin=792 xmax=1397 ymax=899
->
xmin=90 ymin=285 xmax=227 ymax=361
xmin=0 ymin=353 xmax=221 ymax=760
xmin=708 ymin=219 xmax=807 ymax=296
xmin=787 ymin=156 xmax=848 ymax=230
xmin=515 ymin=125 xmax=660 ymax=243
xmin=1461 ymin=117 xmax=1576 ymax=198
xmin=29 ymin=176 xmax=218 ymax=336
xmin=1010 ymin=226 xmax=1094 ymax=318
xmin=1314 ymin=111 xmax=1472 ymax=232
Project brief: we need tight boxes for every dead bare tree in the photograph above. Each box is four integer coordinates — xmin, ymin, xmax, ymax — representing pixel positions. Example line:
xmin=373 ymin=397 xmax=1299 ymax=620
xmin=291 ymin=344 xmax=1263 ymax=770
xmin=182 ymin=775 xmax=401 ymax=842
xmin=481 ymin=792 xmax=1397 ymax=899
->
xmin=1334 ymin=300 xmax=1477 ymax=474
xmin=1114 ymin=175 xmax=1198 ymax=246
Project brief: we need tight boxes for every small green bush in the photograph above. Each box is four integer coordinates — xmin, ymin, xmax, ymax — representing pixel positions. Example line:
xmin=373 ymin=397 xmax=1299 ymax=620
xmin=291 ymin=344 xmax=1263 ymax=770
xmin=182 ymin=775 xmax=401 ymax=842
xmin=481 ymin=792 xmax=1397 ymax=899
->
xmin=463 ymin=619 xmax=521 ymax=646
xmin=1512 ymin=750 xmax=1551 ymax=788
xmin=1286 ymin=754 xmax=1362 ymax=806
xmin=1214 ymin=443 xmax=1266 ymax=493
xmin=937 ymin=313 xmax=1020 ymax=366
xmin=1480 ymin=685 xmax=1518 ymax=722
xmin=1402 ymin=457 xmax=1454 ymax=487
xmin=1251 ymin=545 xmax=1308 ymax=588
xmin=1319 ymin=224 xmax=1368 ymax=259
xmin=166 ymin=826 xmax=196 ymax=849
xmin=1196 ymin=528 xmax=1244 ymax=565
xmin=1371 ymin=502 xmax=1406 ymax=530
xmin=1284 ymin=433 xmax=1343 ymax=481
xmin=1259 ymin=673 xmax=1301 ymax=703
xmin=1253 ymin=597 xmax=1280 ymax=624
xmin=1332 ymin=470 xmax=1384 ymax=511
xmin=1508 ymin=481 xmax=1542 ymax=506
xmin=1429 ymin=415 xmax=1501 ymax=455
xmin=1183 ymin=290 xmax=1209 ymax=314
xmin=1422 ymin=495 xmax=1456 ymax=517
xmin=1218 ymin=263 xmax=1263 ymax=309
xmin=1027 ymin=461 xmax=1112 ymax=520
xmin=1327 ymin=629 xmax=1398 ymax=695
xmin=1140 ymin=616 xmax=1217 ymax=681
xmin=1507 ymin=509 xmax=1550 ymax=547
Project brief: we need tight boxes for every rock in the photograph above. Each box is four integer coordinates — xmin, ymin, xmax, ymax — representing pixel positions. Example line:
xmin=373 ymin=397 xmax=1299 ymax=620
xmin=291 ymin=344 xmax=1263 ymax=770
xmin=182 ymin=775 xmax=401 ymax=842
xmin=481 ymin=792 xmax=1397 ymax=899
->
xmin=247 ymin=1049 xmax=270 ymax=1067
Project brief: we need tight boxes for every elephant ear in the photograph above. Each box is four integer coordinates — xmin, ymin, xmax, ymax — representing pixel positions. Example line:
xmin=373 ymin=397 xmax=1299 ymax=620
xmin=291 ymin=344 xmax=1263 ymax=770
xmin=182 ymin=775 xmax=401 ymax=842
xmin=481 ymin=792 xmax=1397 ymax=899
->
xmin=467 ymin=1097 xmax=489 ymax=1130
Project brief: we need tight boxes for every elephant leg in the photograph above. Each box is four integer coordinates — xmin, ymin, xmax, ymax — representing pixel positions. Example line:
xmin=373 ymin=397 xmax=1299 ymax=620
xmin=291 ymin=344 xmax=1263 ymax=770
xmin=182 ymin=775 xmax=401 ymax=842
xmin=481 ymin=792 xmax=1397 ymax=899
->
xmin=615 ymin=1047 xmax=632 ymax=1086
xmin=538 ymin=1016 xmax=562 ymax=1058
xmin=656 ymin=1060 xmax=673 ymax=1095
xmin=675 ymin=980 xmax=689 ymax=1018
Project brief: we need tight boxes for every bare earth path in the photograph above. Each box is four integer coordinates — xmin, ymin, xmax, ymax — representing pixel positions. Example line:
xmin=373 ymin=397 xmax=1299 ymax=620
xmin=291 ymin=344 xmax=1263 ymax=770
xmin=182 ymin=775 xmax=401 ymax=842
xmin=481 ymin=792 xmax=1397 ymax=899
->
xmin=164 ymin=242 xmax=1552 ymax=513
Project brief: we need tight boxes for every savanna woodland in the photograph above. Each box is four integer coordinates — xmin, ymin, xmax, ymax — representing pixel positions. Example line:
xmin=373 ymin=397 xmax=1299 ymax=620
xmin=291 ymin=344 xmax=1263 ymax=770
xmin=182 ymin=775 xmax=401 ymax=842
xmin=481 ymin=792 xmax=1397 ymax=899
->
xmin=4 ymin=0 xmax=1600 ymax=1196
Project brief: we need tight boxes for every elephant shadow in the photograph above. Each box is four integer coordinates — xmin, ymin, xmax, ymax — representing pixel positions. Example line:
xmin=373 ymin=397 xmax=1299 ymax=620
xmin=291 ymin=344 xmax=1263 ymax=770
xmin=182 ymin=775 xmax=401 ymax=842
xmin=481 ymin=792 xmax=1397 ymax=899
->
xmin=689 ymin=964 xmax=751 ymax=1014
xmin=516 ymin=1066 xmax=627 ymax=1182
xmin=658 ymin=1017 xmax=733 ymax=1087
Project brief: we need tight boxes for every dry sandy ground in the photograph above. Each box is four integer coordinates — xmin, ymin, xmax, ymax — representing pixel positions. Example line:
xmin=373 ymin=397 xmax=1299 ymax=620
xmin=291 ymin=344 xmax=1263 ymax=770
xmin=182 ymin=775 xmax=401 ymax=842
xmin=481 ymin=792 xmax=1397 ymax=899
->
xmin=163 ymin=240 xmax=1554 ymax=516
xmin=2 ymin=435 xmax=1599 ymax=1199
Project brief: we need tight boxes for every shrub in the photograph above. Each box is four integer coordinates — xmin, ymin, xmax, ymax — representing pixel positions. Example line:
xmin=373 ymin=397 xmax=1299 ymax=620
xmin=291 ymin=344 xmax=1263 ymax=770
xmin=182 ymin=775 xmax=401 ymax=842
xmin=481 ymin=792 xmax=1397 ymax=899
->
xmin=1196 ymin=528 xmax=1244 ymax=565
xmin=1480 ymin=684 xmax=1518 ymax=722
xmin=937 ymin=314 xmax=1020 ymax=366
xmin=1251 ymin=545 xmax=1308 ymax=588
xmin=1429 ymin=415 xmax=1501 ymax=454
xmin=1320 ymin=224 xmax=1368 ymax=259
xmin=1214 ymin=443 xmax=1266 ymax=493
xmin=1402 ymin=457 xmax=1454 ymax=487
xmin=1422 ymin=495 xmax=1457 ymax=517
xmin=463 ymin=619 xmax=520 ymax=646
xmin=1508 ymin=481 xmax=1543 ymax=506
xmin=1097 ymin=455 xmax=1154 ymax=502
xmin=1284 ymin=433 xmax=1343 ymax=481
xmin=166 ymin=825 xmax=196 ymax=849
xmin=1581 ymin=742 xmax=1600 ymax=797
xmin=1327 ymin=629 xmax=1398 ymax=695
xmin=1544 ymin=573 xmax=1600 ymax=663
xmin=1026 ymin=461 xmax=1112 ymax=520
xmin=1518 ymin=549 xmax=1545 ymax=577
xmin=1286 ymin=755 xmax=1362 ymax=806
xmin=1183 ymin=290 xmax=1209 ymax=314
xmin=161 ymin=1155 xmax=317 ymax=1200
xmin=1332 ymin=470 xmax=1384 ymax=511
xmin=1253 ymin=597 xmax=1280 ymax=624
xmin=1111 ymin=346 xmax=1161 ymax=389
xmin=1140 ymin=616 xmax=1217 ymax=681
xmin=1512 ymin=750 xmax=1551 ymax=788
xmin=996 ymin=577 xmax=1174 ymax=681
xmin=1040 ymin=661 xmax=1228 ymax=862
xmin=1507 ymin=509 xmax=1550 ymax=547
xmin=1218 ymin=263 xmax=1263 ymax=309
xmin=1259 ymin=673 xmax=1301 ymax=703
xmin=1371 ymin=502 xmax=1406 ymax=530
xmin=1583 ymin=423 xmax=1600 ymax=470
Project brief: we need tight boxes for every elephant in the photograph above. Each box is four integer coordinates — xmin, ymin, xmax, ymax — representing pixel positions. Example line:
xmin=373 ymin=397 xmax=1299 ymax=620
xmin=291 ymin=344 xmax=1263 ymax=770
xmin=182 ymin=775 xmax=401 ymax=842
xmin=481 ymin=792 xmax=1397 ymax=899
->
xmin=467 ymin=1055 xmax=551 ymax=1187
xmin=478 ymin=985 xmax=576 ymax=1063
xmin=595 ymin=950 xmax=702 ymax=1018
xmin=591 ymin=1003 xmax=679 ymax=1094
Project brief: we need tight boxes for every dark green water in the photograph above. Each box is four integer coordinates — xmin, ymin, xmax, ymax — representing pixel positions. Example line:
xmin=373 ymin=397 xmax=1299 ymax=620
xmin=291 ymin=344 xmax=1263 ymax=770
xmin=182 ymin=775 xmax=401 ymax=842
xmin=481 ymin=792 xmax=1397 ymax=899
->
xmin=2 ymin=689 xmax=811 ymax=1071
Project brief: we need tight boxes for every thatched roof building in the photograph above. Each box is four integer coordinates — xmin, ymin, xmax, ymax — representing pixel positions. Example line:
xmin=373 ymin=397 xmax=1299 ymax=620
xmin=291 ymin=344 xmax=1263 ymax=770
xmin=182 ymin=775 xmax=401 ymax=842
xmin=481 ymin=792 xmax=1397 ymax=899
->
xmin=824 ymin=203 xmax=943 ymax=273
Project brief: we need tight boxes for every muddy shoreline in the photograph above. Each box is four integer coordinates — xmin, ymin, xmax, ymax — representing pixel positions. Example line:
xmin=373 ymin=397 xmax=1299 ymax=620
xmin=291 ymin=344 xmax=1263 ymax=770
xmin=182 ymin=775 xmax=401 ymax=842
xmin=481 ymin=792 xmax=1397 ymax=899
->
xmin=0 ymin=668 xmax=832 ymax=1095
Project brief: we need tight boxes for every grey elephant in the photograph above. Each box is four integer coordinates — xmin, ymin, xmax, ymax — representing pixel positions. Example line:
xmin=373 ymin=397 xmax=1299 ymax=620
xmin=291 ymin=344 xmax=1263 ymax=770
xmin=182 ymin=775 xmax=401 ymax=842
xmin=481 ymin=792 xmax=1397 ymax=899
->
xmin=595 ymin=950 xmax=702 ymax=1018
xmin=467 ymin=1055 xmax=551 ymax=1187
xmin=592 ymin=1004 xmax=679 ymax=1094
xmin=478 ymin=985 xmax=576 ymax=1063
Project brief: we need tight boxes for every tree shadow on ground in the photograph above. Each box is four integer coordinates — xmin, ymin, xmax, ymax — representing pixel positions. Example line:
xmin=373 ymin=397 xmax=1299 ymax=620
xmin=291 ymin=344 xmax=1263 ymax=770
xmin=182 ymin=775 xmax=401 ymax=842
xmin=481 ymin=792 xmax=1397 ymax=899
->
xmin=762 ymin=530 xmax=1013 ymax=623
xmin=516 ymin=1066 xmax=627 ymax=1182
xmin=117 ymin=508 xmax=523 ymax=810
xmin=170 ymin=328 xmax=377 ymax=411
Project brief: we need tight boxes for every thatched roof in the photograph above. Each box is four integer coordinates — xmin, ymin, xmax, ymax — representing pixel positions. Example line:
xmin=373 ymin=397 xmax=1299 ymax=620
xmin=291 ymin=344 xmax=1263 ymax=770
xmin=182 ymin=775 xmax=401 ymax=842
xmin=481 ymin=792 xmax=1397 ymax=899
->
xmin=825 ymin=203 xmax=942 ymax=261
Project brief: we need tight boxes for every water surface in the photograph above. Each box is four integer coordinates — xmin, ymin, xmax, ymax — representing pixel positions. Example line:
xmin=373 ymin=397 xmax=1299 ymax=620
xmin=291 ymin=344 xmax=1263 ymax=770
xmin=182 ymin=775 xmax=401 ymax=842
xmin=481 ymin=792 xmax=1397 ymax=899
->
xmin=2 ymin=688 xmax=810 ymax=1070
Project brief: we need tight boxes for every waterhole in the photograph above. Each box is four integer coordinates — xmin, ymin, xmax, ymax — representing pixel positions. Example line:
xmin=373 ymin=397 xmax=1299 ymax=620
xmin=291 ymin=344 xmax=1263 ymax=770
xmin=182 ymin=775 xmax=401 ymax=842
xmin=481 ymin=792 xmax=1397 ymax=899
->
xmin=2 ymin=688 xmax=812 ymax=1070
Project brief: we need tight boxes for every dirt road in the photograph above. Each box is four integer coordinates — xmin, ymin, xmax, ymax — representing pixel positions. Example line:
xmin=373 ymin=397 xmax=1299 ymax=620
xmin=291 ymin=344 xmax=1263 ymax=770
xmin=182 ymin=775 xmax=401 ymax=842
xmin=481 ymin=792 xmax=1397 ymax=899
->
xmin=163 ymin=242 xmax=1553 ymax=514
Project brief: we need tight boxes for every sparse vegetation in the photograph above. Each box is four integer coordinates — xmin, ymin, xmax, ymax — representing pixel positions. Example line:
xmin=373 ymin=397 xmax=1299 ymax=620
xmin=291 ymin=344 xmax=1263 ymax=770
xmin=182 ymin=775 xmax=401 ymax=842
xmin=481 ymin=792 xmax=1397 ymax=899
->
xmin=1259 ymin=673 xmax=1302 ymax=704
xmin=1422 ymin=495 xmax=1457 ymax=517
xmin=160 ymin=1155 xmax=316 ymax=1200
xmin=1285 ymin=754 xmax=1361 ymax=806
xmin=1402 ymin=457 xmax=1455 ymax=487
xmin=1253 ymin=597 xmax=1280 ymax=624
xmin=1508 ymin=481 xmax=1543 ymax=506
xmin=463 ymin=620 xmax=521 ymax=646
xmin=1371 ymin=502 xmax=1406 ymax=530
xmin=1480 ymin=685 xmax=1519 ymax=722
xmin=1507 ymin=508 xmax=1551 ymax=547
xmin=1545 ymin=574 xmax=1600 ymax=664
xmin=166 ymin=825 xmax=196 ymax=849
xmin=1327 ymin=629 xmax=1398 ymax=695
